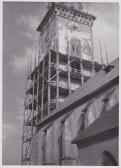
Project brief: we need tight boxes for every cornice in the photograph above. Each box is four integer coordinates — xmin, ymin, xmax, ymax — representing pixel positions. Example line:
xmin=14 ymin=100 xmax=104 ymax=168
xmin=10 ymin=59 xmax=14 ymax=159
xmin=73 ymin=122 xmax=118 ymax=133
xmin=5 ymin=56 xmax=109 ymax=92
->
xmin=37 ymin=3 xmax=96 ymax=34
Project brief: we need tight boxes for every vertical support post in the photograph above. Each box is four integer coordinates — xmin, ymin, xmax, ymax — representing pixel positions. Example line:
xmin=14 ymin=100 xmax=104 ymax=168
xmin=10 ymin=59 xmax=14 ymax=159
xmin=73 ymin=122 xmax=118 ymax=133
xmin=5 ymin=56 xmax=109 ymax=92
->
xmin=67 ymin=38 xmax=71 ymax=94
xmin=21 ymin=108 xmax=26 ymax=164
xmin=34 ymin=44 xmax=38 ymax=123
xmin=56 ymin=52 xmax=59 ymax=107
xmin=61 ymin=121 xmax=65 ymax=165
xmin=90 ymin=25 xmax=95 ymax=76
xmin=37 ymin=34 xmax=42 ymax=121
xmin=21 ymin=89 xmax=28 ymax=164
xmin=48 ymin=50 xmax=51 ymax=114
xmin=31 ymin=73 xmax=35 ymax=137
xmin=55 ymin=16 xmax=59 ymax=107
xmin=25 ymin=106 xmax=29 ymax=164
xmin=38 ymin=34 xmax=41 ymax=63
xmin=68 ymin=55 xmax=71 ymax=94
xmin=22 ymin=59 xmax=31 ymax=164
xmin=29 ymin=72 xmax=35 ymax=165
xmin=41 ymin=58 xmax=44 ymax=119
xmin=26 ymin=55 xmax=33 ymax=165
xmin=37 ymin=66 xmax=40 ymax=123
xmin=80 ymin=46 xmax=84 ymax=85
xmin=42 ymin=130 xmax=47 ymax=164
xmin=99 ymin=40 xmax=104 ymax=67
xmin=105 ymin=42 xmax=109 ymax=65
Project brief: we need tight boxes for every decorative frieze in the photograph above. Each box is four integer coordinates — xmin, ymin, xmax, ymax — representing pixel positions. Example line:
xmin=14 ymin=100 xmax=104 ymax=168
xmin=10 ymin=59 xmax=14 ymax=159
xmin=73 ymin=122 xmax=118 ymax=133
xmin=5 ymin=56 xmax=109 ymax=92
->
xmin=37 ymin=2 xmax=96 ymax=35
xmin=54 ymin=3 xmax=96 ymax=26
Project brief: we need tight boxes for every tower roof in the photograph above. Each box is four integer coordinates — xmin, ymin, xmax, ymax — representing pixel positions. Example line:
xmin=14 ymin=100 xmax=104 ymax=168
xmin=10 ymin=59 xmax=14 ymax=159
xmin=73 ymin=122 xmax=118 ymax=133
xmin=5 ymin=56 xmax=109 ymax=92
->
xmin=72 ymin=104 xmax=118 ymax=146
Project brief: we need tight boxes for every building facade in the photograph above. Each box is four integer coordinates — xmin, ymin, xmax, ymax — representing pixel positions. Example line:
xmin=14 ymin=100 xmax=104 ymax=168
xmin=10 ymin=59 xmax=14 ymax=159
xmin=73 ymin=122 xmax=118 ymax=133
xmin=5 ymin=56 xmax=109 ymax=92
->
xmin=30 ymin=58 xmax=119 ymax=166
xmin=21 ymin=2 xmax=119 ymax=165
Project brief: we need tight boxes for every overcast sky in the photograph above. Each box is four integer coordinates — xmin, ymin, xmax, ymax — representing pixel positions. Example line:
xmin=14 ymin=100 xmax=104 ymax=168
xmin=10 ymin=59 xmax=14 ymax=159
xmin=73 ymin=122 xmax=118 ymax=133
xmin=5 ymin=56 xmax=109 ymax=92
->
xmin=3 ymin=2 xmax=119 ymax=165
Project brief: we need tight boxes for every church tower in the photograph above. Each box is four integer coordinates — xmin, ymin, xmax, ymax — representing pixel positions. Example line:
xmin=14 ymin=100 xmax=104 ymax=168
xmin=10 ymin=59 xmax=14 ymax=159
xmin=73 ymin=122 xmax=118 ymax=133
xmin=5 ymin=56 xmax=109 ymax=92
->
xmin=36 ymin=2 xmax=98 ymax=113
xmin=21 ymin=2 xmax=102 ymax=165
xmin=38 ymin=2 xmax=96 ymax=66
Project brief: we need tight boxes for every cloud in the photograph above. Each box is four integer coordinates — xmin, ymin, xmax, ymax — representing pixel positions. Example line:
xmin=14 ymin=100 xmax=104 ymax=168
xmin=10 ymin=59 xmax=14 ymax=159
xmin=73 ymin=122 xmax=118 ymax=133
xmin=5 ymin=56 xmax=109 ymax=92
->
xmin=10 ymin=14 xmax=42 ymax=76
xmin=16 ymin=97 xmax=24 ymax=113
xmin=16 ymin=14 xmax=40 ymax=30
xmin=10 ymin=45 xmax=39 ymax=75
xmin=84 ymin=2 xmax=119 ymax=63
xmin=3 ymin=123 xmax=15 ymax=134
xmin=17 ymin=29 xmax=33 ymax=40
xmin=16 ymin=14 xmax=40 ymax=41
xmin=16 ymin=97 xmax=24 ymax=121
xmin=10 ymin=47 xmax=31 ymax=75
xmin=2 ymin=123 xmax=17 ymax=146
xmin=2 ymin=122 xmax=22 ymax=165
xmin=93 ymin=16 xmax=118 ymax=63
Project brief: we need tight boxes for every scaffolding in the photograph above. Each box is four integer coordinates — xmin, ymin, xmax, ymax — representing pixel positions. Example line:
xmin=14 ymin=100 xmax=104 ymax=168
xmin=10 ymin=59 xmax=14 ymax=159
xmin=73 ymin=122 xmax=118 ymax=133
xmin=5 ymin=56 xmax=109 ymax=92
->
xmin=21 ymin=2 xmax=103 ymax=165
xmin=21 ymin=44 xmax=102 ymax=164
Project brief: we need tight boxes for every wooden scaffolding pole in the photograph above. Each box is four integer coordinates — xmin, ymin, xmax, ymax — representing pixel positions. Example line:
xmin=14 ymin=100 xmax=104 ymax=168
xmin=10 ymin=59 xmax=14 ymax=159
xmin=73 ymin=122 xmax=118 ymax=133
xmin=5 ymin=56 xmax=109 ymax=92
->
xmin=56 ymin=16 xmax=59 ymax=107
xmin=48 ymin=49 xmax=51 ymax=114
xmin=105 ymin=42 xmax=109 ymax=65
xmin=29 ymin=70 xmax=36 ymax=164
xmin=67 ymin=37 xmax=71 ymax=94
xmin=41 ymin=58 xmax=44 ymax=119
xmin=80 ymin=46 xmax=84 ymax=85
xmin=99 ymin=40 xmax=104 ymax=67
xmin=90 ymin=25 xmax=95 ymax=76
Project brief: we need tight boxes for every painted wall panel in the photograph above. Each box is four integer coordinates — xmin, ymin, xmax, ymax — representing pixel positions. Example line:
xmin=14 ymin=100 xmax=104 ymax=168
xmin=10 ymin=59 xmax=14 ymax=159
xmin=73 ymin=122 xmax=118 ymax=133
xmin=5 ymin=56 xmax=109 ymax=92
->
xmin=57 ymin=16 xmax=92 ymax=61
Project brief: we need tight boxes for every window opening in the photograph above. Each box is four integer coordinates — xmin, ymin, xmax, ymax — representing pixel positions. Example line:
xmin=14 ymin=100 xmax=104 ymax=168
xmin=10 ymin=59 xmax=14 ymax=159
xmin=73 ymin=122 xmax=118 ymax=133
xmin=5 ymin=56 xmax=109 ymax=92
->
xmin=98 ymin=151 xmax=117 ymax=166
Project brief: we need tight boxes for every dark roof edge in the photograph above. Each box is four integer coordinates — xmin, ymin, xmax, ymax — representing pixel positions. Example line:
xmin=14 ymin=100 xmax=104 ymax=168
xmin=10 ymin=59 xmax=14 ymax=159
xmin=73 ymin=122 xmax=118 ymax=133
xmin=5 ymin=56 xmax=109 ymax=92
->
xmin=72 ymin=127 xmax=118 ymax=148
xmin=72 ymin=104 xmax=119 ymax=145
xmin=35 ymin=76 xmax=119 ymax=128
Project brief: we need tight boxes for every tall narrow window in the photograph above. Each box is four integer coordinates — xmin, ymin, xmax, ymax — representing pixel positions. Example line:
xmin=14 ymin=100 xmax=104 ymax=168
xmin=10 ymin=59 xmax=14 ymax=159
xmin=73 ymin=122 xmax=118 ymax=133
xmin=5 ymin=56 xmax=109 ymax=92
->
xmin=103 ymin=98 xmax=110 ymax=112
xmin=58 ymin=114 xmax=75 ymax=165
xmin=42 ymin=130 xmax=47 ymax=165
xmin=70 ymin=38 xmax=81 ymax=57
xmin=78 ymin=112 xmax=85 ymax=133
xmin=58 ymin=123 xmax=64 ymax=165
xmin=102 ymin=87 xmax=117 ymax=113
xmin=79 ymin=99 xmax=99 ymax=129
xmin=42 ymin=124 xmax=54 ymax=165
xmin=71 ymin=43 xmax=75 ymax=56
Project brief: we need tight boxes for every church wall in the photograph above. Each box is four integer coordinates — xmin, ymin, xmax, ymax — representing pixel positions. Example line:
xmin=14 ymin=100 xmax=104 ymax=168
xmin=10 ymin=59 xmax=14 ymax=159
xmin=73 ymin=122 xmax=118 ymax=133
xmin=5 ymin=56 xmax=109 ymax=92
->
xmin=30 ymin=84 xmax=118 ymax=165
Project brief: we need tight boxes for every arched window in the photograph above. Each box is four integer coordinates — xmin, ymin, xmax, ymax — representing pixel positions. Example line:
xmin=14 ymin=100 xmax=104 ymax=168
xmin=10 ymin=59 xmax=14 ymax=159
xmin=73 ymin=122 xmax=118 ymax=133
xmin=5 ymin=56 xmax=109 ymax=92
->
xmin=42 ymin=130 xmax=47 ymax=165
xmin=70 ymin=38 xmax=81 ymax=57
xmin=42 ymin=124 xmax=54 ymax=165
xmin=58 ymin=114 xmax=76 ymax=165
xmin=102 ymin=87 xmax=118 ymax=113
xmin=58 ymin=123 xmax=64 ymax=165
xmin=78 ymin=99 xmax=97 ymax=130
xmin=77 ymin=112 xmax=85 ymax=132
xmin=98 ymin=151 xmax=117 ymax=166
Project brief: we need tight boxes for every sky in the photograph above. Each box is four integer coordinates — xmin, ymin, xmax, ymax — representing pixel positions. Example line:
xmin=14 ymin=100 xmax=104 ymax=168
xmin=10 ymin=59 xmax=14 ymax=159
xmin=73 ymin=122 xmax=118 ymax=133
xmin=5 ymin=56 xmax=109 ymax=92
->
xmin=2 ymin=1 xmax=119 ymax=165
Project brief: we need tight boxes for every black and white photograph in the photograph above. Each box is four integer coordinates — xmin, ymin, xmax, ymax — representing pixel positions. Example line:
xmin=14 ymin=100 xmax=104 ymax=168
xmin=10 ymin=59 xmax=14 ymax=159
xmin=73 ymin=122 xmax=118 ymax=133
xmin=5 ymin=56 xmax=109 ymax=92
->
xmin=2 ymin=1 xmax=119 ymax=166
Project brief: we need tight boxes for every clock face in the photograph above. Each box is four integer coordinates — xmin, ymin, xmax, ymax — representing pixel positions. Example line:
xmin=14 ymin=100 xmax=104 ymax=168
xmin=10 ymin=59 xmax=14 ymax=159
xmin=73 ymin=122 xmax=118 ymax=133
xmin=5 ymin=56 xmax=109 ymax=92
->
xmin=67 ymin=22 xmax=81 ymax=32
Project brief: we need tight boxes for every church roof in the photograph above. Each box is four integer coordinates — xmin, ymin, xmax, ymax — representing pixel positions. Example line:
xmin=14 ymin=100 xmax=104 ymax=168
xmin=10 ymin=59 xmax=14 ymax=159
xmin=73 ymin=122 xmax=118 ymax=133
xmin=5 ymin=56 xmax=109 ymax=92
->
xmin=72 ymin=104 xmax=119 ymax=146
xmin=35 ymin=58 xmax=119 ymax=128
